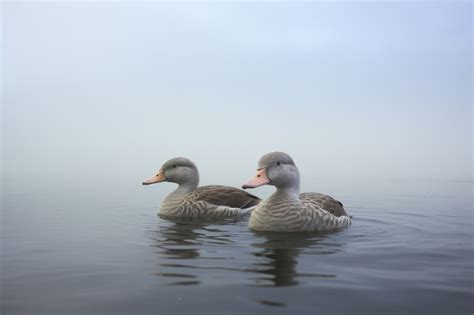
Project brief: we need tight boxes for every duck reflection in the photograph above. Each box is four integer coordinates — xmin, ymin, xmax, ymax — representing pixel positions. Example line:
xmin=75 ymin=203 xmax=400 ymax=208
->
xmin=150 ymin=217 xmax=208 ymax=260
xmin=149 ymin=216 xmax=238 ymax=285
xmin=149 ymin=216 xmax=347 ymax=287
xmin=250 ymin=231 xmax=344 ymax=287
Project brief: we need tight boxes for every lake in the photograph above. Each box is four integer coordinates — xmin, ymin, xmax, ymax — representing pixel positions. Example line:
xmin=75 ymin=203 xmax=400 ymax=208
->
xmin=1 ymin=178 xmax=473 ymax=314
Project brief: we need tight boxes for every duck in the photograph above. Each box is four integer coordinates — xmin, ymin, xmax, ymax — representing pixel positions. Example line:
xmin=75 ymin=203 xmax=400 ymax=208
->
xmin=142 ymin=157 xmax=260 ymax=217
xmin=242 ymin=151 xmax=351 ymax=232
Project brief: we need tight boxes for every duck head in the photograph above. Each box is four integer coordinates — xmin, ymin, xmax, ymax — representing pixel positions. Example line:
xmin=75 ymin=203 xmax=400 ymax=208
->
xmin=242 ymin=151 xmax=300 ymax=191
xmin=142 ymin=157 xmax=200 ymax=189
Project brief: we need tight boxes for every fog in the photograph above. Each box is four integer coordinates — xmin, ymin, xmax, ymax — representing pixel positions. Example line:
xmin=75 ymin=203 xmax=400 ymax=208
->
xmin=2 ymin=1 xmax=472 ymax=200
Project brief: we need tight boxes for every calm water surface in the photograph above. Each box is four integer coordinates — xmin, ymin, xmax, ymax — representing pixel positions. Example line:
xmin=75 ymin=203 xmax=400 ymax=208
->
xmin=1 ymin=180 xmax=473 ymax=314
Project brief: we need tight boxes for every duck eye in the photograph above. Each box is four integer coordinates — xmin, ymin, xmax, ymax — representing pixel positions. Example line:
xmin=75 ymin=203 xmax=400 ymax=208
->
xmin=172 ymin=165 xmax=177 ymax=168
xmin=277 ymin=161 xmax=281 ymax=166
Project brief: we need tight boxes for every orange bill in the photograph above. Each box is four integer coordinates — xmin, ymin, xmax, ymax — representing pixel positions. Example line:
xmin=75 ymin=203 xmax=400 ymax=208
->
xmin=242 ymin=168 xmax=270 ymax=189
xmin=142 ymin=169 xmax=167 ymax=185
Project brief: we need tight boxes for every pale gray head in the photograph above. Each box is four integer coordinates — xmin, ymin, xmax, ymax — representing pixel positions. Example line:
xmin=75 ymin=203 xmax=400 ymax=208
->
xmin=243 ymin=151 xmax=300 ymax=190
xmin=142 ymin=157 xmax=200 ymax=188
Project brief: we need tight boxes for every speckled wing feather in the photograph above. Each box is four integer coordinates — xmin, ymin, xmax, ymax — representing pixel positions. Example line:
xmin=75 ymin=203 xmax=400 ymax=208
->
xmin=190 ymin=185 xmax=261 ymax=209
xmin=299 ymin=193 xmax=347 ymax=217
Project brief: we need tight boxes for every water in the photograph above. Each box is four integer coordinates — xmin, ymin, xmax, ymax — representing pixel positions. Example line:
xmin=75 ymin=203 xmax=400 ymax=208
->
xmin=1 ymin=179 xmax=473 ymax=314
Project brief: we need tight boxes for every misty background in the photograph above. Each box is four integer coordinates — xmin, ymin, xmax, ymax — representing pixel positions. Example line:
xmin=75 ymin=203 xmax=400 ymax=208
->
xmin=2 ymin=1 xmax=472 ymax=205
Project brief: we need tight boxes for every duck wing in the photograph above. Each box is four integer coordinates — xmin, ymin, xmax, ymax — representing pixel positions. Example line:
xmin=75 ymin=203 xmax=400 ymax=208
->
xmin=299 ymin=192 xmax=348 ymax=217
xmin=190 ymin=185 xmax=261 ymax=209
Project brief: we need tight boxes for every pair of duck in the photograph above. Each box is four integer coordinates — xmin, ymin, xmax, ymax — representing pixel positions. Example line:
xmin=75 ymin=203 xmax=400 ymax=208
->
xmin=142 ymin=152 xmax=351 ymax=232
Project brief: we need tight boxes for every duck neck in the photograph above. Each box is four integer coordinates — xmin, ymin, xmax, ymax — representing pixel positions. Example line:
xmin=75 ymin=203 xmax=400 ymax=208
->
xmin=269 ymin=168 xmax=301 ymax=202
xmin=174 ymin=181 xmax=198 ymax=195
xmin=164 ymin=178 xmax=199 ymax=205
xmin=271 ymin=181 xmax=300 ymax=202
xmin=173 ymin=171 xmax=199 ymax=196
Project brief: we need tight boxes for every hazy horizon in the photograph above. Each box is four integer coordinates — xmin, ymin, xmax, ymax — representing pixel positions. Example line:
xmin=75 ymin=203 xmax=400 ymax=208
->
xmin=2 ymin=1 xmax=473 ymax=197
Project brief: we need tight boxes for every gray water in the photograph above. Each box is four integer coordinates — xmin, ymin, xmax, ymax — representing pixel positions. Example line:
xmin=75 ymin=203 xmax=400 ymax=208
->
xmin=1 ymin=179 xmax=473 ymax=314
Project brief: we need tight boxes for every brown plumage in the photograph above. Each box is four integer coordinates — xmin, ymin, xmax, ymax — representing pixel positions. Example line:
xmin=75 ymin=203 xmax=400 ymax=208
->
xmin=299 ymin=193 xmax=348 ymax=217
xmin=189 ymin=185 xmax=261 ymax=209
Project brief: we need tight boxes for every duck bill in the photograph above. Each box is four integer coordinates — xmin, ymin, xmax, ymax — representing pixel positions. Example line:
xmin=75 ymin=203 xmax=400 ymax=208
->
xmin=142 ymin=169 xmax=167 ymax=185
xmin=242 ymin=169 xmax=270 ymax=189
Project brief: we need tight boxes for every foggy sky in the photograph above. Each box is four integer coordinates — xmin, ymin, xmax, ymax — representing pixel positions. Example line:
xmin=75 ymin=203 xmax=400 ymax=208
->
xmin=2 ymin=1 xmax=472 ymax=197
